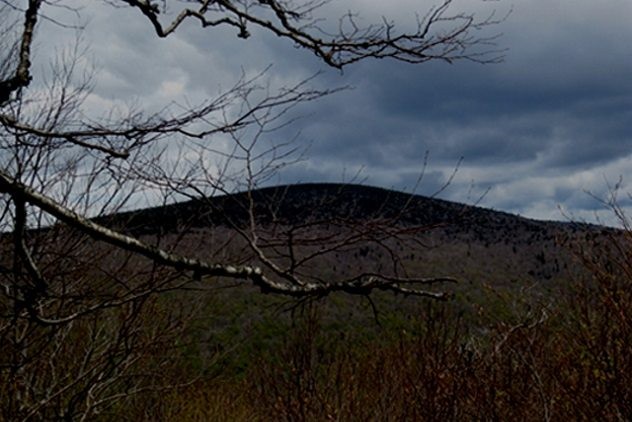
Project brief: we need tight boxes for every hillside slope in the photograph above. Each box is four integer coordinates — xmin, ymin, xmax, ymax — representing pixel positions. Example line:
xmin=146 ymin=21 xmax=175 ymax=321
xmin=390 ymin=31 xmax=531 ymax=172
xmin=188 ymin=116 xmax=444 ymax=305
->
xmin=95 ymin=183 xmax=609 ymax=288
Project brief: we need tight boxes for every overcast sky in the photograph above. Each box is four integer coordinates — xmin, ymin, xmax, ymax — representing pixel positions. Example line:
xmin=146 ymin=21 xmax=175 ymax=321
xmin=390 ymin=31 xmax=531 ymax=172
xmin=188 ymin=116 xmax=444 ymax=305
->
xmin=34 ymin=0 xmax=632 ymax=225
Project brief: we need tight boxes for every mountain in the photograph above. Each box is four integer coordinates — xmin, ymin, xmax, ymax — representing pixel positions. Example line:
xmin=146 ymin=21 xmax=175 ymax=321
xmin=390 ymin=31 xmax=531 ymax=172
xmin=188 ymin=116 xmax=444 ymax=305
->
xmin=98 ymin=182 xmax=588 ymax=233
xmin=96 ymin=183 xmax=612 ymax=289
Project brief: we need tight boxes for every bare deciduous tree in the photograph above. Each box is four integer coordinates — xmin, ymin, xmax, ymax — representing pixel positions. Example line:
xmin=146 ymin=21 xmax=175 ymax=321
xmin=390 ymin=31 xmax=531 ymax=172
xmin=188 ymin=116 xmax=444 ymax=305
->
xmin=0 ymin=0 xmax=505 ymax=296
xmin=0 ymin=0 xmax=504 ymax=418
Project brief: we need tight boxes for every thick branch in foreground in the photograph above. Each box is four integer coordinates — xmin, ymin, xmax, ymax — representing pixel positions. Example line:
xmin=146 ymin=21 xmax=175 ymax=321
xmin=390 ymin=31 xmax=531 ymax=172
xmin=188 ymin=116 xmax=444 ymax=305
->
xmin=0 ymin=0 xmax=42 ymax=105
xmin=0 ymin=170 xmax=453 ymax=300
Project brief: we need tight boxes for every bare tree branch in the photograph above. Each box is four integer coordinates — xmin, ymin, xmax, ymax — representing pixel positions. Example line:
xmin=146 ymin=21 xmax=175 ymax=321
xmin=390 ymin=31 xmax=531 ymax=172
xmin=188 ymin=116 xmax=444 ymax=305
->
xmin=0 ymin=169 xmax=451 ymax=300
xmin=118 ymin=0 xmax=507 ymax=68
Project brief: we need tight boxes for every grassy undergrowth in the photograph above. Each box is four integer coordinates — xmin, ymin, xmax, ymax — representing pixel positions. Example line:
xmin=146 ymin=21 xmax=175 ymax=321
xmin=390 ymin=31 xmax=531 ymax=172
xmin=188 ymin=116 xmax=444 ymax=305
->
xmin=122 ymin=240 xmax=632 ymax=421
xmin=3 ymin=228 xmax=631 ymax=420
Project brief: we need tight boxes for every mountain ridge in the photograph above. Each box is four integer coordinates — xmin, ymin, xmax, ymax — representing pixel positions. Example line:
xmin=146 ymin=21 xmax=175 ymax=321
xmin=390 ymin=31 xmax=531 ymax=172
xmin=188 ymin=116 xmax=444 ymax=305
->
xmin=97 ymin=182 xmax=601 ymax=236
xmin=89 ymin=182 xmax=617 ymax=288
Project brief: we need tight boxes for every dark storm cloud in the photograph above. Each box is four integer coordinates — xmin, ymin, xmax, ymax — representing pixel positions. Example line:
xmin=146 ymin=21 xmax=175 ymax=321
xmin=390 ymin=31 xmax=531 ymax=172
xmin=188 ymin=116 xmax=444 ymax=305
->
xmin=276 ymin=0 xmax=632 ymax=223
xmin=33 ymin=0 xmax=632 ymax=224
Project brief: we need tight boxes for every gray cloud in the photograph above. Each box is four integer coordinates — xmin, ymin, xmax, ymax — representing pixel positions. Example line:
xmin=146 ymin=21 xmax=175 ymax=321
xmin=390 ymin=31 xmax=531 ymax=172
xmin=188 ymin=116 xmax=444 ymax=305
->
xmin=30 ymin=0 xmax=632 ymax=225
